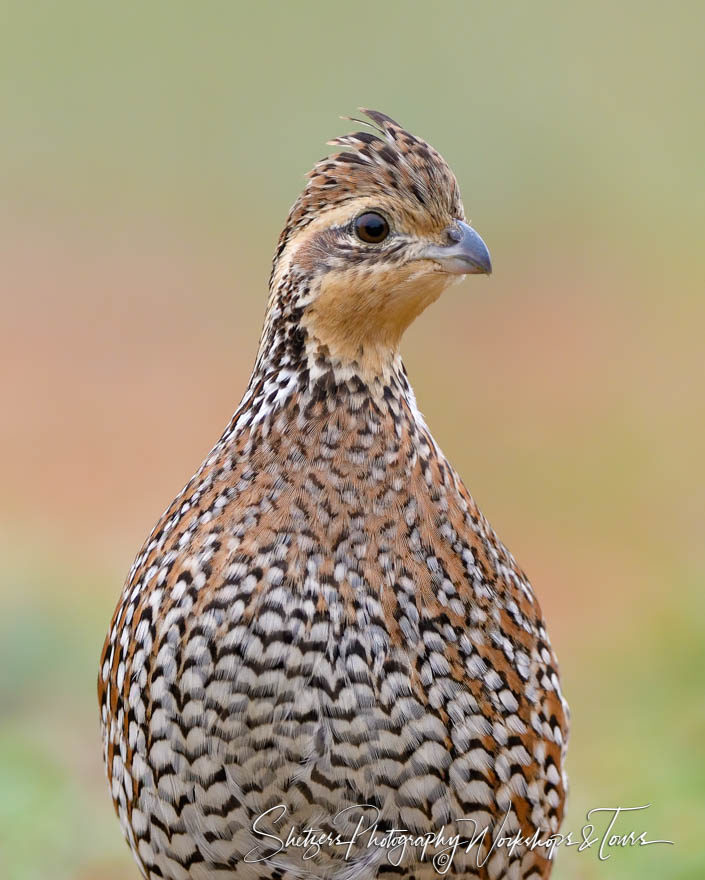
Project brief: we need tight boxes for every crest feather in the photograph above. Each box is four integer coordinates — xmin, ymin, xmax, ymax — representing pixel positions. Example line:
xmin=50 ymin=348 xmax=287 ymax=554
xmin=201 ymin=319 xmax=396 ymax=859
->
xmin=274 ymin=110 xmax=464 ymax=264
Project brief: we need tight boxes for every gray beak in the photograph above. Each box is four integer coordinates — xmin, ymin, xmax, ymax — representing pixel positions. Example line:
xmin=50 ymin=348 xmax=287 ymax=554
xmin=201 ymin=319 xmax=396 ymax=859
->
xmin=422 ymin=220 xmax=492 ymax=276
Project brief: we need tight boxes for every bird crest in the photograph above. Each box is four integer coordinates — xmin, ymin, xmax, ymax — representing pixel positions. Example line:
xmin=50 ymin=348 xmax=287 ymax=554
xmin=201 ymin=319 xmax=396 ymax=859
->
xmin=276 ymin=109 xmax=464 ymax=260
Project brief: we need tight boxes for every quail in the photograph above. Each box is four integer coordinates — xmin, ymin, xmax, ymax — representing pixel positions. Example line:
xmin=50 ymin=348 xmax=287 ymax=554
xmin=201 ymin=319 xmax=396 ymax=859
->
xmin=99 ymin=110 xmax=569 ymax=880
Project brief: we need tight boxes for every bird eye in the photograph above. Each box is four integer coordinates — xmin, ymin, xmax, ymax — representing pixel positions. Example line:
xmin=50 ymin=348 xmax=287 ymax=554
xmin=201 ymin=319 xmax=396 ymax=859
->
xmin=354 ymin=212 xmax=390 ymax=244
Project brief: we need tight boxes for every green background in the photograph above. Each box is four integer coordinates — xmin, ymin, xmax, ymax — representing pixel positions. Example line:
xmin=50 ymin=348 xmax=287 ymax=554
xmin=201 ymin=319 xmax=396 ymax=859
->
xmin=1 ymin=2 xmax=703 ymax=878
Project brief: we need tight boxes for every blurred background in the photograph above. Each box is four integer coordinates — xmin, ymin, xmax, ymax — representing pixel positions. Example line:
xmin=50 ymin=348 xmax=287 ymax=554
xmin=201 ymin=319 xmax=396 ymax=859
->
xmin=1 ymin=2 xmax=703 ymax=878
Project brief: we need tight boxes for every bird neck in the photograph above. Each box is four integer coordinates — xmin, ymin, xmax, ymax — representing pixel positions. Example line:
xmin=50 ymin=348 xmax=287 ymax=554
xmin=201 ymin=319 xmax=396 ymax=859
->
xmin=226 ymin=276 xmax=423 ymax=443
xmin=253 ymin=270 xmax=417 ymax=397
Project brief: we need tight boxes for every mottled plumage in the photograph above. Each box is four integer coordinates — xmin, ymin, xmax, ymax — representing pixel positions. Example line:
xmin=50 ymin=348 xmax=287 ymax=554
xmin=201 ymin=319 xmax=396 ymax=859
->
xmin=99 ymin=110 xmax=568 ymax=880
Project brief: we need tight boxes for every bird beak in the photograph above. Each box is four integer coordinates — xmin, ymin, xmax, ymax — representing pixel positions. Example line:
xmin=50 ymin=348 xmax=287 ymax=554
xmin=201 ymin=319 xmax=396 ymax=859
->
xmin=421 ymin=220 xmax=492 ymax=276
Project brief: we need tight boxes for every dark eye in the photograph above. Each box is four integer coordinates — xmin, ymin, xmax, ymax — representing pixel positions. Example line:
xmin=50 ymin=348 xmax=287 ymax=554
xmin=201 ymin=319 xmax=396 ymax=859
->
xmin=354 ymin=212 xmax=390 ymax=244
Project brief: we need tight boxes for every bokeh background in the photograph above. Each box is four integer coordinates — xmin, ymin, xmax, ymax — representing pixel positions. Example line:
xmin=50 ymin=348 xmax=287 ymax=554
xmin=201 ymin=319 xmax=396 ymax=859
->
xmin=1 ymin=2 xmax=703 ymax=878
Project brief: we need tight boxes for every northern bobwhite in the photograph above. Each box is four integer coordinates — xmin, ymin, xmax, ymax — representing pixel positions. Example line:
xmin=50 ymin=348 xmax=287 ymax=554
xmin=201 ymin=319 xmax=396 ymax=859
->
xmin=99 ymin=110 xmax=569 ymax=880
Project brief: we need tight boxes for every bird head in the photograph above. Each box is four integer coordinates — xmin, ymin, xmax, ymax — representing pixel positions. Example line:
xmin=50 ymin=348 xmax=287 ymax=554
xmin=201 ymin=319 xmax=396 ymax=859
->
xmin=268 ymin=110 xmax=491 ymax=383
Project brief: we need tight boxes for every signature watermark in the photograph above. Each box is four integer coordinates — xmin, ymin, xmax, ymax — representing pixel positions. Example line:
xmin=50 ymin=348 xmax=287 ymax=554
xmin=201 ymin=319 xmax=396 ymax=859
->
xmin=244 ymin=803 xmax=673 ymax=873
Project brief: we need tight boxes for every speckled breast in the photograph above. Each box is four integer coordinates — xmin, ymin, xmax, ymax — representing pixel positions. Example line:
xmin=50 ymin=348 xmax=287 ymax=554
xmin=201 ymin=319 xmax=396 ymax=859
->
xmin=99 ymin=391 xmax=568 ymax=880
